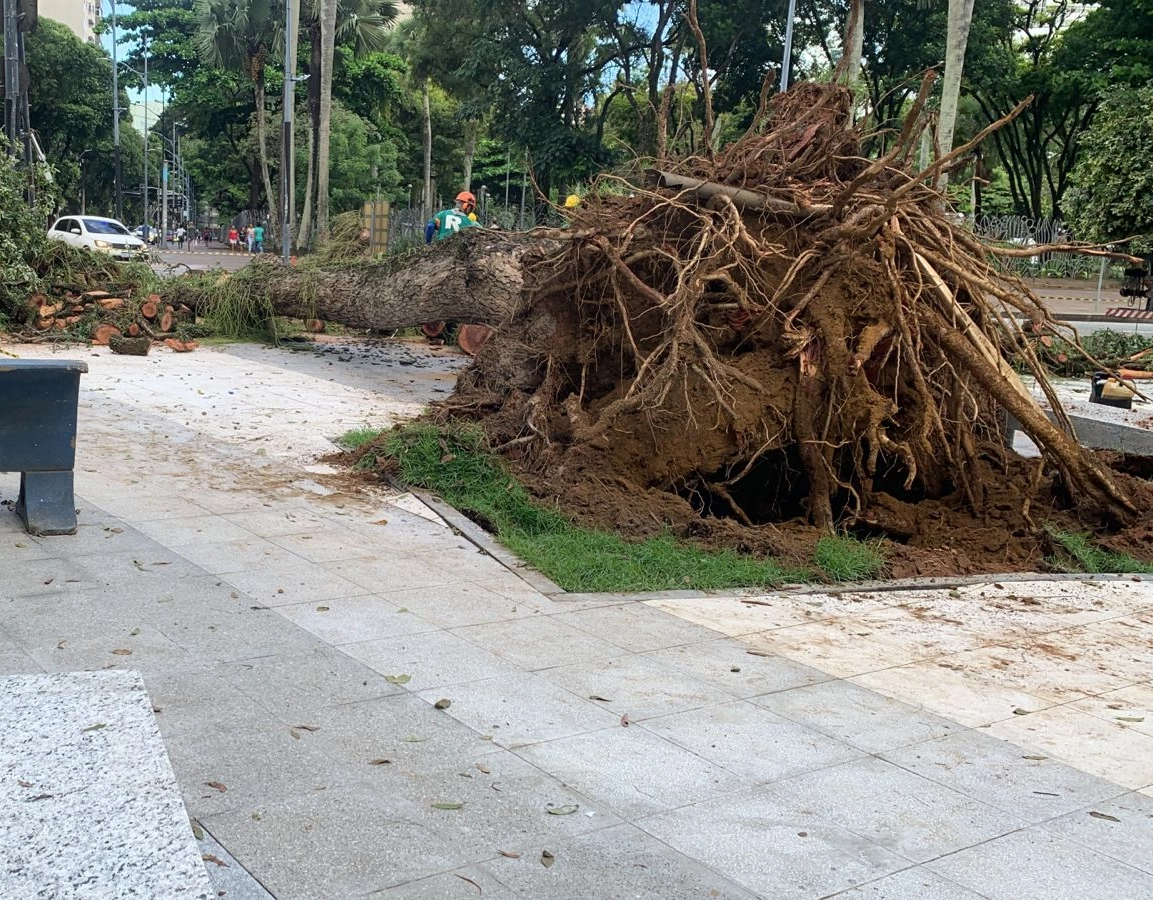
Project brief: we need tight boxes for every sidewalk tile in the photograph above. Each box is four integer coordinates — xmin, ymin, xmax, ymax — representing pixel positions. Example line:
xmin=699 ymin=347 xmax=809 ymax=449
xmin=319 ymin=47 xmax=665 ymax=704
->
xmin=454 ymin=616 xmax=626 ymax=671
xmin=927 ymin=828 xmax=1153 ymax=900
xmin=753 ymin=679 xmax=960 ymax=753
xmin=417 ymin=672 xmax=621 ymax=748
xmin=537 ymin=654 xmax=733 ymax=720
xmin=826 ymin=868 xmax=987 ymax=898
xmin=553 ymin=602 xmax=723 ymax=652
xmin=514 ymin=725 xmax=751 ymax=818
xmin=642 ymin=700 xmax=863 ymax=783
xmin=881 ymin=729 xmax=1129 ymax=823
xmin=637 ymin=788 xmax=907 ymax=898
xmin=768 ymin=756 xmax=1022 ymax=863
xmin=987 ymin=705 xmax=1153 ymax=790
xmin=1039 ymin=791 xmax=1153 ymax=875
xmin=643 ymin=638 xmax=831 ymax=698
xmin=481 ymin=823 xmax=760 ymax=899
xmin=342 ymin=630 xmax=524 ymax=690
xmin=275 ymin=593 xmax=440 ymax=644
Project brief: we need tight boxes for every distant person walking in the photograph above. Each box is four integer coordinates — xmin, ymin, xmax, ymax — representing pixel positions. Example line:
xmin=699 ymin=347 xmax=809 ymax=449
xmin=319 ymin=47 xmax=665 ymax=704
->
xmin=253 ymin=223 xmax=265 ymax=254
xmin=245 ymin=225 xmax=255 ymax=254
xmin=176 ymin=225 xmax=186 ymax=250
xmin=228 ymin=226 xmax=239 ymax=251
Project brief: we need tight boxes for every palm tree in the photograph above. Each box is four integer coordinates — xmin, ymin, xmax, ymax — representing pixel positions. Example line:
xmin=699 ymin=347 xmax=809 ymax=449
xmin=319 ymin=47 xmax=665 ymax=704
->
xmin=937 ymin=0 xmax=976 ymax=190
xmin=296 ymin=0 xmax=397 ymax=247
xmin=194 ymin=0 xmax=280 ymax=230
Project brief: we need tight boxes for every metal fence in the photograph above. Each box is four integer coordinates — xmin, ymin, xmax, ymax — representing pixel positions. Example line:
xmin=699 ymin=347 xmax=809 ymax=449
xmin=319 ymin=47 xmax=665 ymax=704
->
xmin=971 ymin=215 xmax=1104 ymax=280
xmin=381 ymin=194 xmax=565 ymax=254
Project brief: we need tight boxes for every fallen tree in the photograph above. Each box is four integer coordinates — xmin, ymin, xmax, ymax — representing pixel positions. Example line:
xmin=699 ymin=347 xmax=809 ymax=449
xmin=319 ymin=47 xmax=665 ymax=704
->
xmin=171 ymin=78 xmax=1153 ymax=574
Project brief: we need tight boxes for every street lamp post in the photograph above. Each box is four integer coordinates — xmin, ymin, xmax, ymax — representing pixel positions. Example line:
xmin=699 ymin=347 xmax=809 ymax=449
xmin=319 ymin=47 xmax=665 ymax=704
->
xmin=779 ymin=0 xmax=797 ymax=93
xmin=142 ymin=42 xmax=149 ymax=242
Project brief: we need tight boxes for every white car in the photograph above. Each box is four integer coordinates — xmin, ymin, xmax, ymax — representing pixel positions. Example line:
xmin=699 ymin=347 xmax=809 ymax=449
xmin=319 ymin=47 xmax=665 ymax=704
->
xmin=47 ymin=216 xmax=149 ymax=261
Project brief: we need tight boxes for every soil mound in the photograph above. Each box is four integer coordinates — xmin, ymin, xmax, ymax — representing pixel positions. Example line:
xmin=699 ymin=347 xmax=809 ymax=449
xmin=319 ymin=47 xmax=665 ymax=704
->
xmin=443 ymin=82 xmax=1153 ymax=577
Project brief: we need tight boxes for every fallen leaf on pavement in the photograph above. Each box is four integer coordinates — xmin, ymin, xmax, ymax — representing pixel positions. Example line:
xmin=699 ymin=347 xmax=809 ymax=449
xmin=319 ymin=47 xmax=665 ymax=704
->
xmin=206 ymin=781 xmax=228 ymax=793
xmin=81 ymin=723 xmax=106 ymax=733
xmin=620 ymin=713 xmax=630 ymax=727
xmin=369 ymin=759 xmax=392 ymax=766
xmin=202 ymin=854 xmax=229 ymax=867
xmin=434 ymin=699 xmax=452 ymax=710
xmin=497 ymin=850 xmax=520 ymax=859
xmin=1089 ymin=811 xmax=1120 ymax=823
xmin=546 ymin=805 xmax=579 ymax=816
xmin=541 ymin=850 xmax=555 ymax=868
xmin=385 ymin=674 xmax=412 ymax=684
xmin=432 ymin=802 xmax=464 ymax=810
xmin=111 ymin=648 xmax=132 ymax=656
xmin=454 ymin=874 xmax=482 ymax=893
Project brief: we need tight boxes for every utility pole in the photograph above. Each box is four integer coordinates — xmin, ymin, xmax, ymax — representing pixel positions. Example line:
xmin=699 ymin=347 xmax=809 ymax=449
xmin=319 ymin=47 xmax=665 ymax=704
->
xmin=3 ymin=0 xmax=19 ymax=152
xmin=110 ymin=0 xmax=122 ymax=220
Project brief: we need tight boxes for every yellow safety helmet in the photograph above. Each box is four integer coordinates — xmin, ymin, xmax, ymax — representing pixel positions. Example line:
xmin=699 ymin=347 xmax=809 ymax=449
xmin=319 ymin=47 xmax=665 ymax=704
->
xmin=564 ymin=193 xmax=581 ymax=209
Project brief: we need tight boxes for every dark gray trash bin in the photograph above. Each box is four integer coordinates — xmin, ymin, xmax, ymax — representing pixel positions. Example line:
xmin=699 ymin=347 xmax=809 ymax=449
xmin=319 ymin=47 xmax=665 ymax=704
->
xmin=0 ymin=359 xmax=88 ymax=535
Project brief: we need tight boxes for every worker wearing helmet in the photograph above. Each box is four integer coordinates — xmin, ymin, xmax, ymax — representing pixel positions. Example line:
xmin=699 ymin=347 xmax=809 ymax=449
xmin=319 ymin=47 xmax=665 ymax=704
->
xmin=425 ymin=191 xmax=480 ymax=243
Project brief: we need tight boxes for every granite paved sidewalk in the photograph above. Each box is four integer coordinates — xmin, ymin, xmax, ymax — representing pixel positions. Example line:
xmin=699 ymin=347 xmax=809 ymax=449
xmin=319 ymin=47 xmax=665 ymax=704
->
xmin=1 ymin=338 xmax=1151 ymax=900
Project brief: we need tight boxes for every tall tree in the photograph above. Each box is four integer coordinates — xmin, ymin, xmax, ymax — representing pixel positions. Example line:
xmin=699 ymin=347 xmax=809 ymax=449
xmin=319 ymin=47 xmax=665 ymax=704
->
xmin=194 ymin=0 xmax=279 ymax=225
xmin=936 ymin=0 xmax=976 ymax=190
xmin=297 ymin=0 xmax=397 ymax=247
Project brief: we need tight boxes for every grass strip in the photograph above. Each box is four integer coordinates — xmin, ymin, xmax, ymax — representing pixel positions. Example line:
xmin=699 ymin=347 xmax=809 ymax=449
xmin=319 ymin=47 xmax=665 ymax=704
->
xmin=1045 ymin=525 xmax=1153 ymax=574
xmin=377 ymin=423 xmax=810 ymax=592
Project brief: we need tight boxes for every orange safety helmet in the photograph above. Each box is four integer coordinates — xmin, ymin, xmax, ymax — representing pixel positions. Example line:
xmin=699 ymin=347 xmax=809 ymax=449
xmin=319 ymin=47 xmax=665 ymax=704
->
xmin=455 ymin=190 xmax=477 ymax=213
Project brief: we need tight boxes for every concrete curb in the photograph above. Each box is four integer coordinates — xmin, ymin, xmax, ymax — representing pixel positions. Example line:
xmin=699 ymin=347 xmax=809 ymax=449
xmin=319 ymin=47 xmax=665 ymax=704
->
xmin=411 ymin=489 xmax=1149 ymax=602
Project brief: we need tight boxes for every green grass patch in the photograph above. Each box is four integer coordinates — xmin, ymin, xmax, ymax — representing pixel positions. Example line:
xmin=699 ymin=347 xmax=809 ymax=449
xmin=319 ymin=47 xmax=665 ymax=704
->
xmin=382 ymin=423 xmax=808 ymax=592
xmin=814 ymin=534 xmax=887 ymax=582
xmin=338 ymin=427 xmax=386 ymax=451
xmin=1044 ymin=526 xmax=1153 ymax=574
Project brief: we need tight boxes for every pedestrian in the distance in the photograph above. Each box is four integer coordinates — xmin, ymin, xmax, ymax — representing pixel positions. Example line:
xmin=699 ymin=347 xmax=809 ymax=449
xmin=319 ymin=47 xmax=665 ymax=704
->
xmin=253 ymin=223 xmax=265 ymax=254
xmin=245 ymin=225 xmax=255 ymax=253
xmin=228 ymin=225 xmax=239 ymax=251
xmin=176 ymin=225 xmax=186 ymax=250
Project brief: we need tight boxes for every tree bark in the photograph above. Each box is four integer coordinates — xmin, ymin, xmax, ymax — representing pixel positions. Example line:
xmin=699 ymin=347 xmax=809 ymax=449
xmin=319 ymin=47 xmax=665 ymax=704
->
xmin=422 ymin=78 xmax=433 ymax=212
xmin=937 ymin=0 xmax=976 ymax=192
xmin=297 ymin=22 xmax=323 ymax=249
xmin=253 ymin=71 xmax=279 ymax=236
xmin=316 ymin=0 xmax=338 ymax=244
xmin=254 ymin=230 xmax=545 ymax=329
xmin=838 ymin=0 xmax=865 ymax=85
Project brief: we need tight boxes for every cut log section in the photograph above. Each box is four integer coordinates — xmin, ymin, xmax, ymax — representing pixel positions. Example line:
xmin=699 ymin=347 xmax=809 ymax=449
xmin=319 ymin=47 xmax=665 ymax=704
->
xmin=457 ymin=324 xmax=495 ymax=356
xmin=92 ymin=324 xmax=121 ymax=346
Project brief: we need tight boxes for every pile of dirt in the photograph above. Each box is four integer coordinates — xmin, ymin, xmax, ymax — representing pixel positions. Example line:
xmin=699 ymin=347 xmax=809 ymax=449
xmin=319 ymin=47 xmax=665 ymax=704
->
xmin=431 ymin=79 xmax=1153 ymax=578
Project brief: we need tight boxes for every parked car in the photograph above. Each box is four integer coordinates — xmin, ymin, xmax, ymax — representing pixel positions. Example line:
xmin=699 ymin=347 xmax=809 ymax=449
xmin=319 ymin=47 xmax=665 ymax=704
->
xmin=47 ymin=216 xmax=148 ymax=261
xmin=133 ymin=225 xmax=159 ymax=244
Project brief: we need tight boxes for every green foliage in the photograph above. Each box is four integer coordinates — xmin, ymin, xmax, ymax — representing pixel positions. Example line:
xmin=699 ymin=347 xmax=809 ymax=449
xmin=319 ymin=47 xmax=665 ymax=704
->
xmin=1023 ymin=329 xmax=1153 ymax=378
xmin=0 ymin=156 xmax=53 ymax=317
xmin=339 ymin=426 xmax=386 ymax=449
xmin=1045 ymin=526 xmax=1153 ymax=574
xmin=381 ymin=422 xmax=804 ymax=592
xmin=1067 ymin=85 xmax=1153 ymax=251
xmin=814 ymin=534 xmax=887 ymax=582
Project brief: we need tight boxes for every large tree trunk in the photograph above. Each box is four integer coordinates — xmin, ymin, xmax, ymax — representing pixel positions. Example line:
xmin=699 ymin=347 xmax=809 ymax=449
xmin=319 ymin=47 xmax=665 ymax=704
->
xmin=316 ymin=0 xmax=338 ymax=244
xmin=422 ymin=78 xmax=433 ymax=212
xmin=462 ymin=120 xmax=478 ymax=192
xmin=257 ymin=230 xmax=542 ymax=328
xmin=838 ymin=0 xmax=865 ymax=85
xmin=252 ymin=68 xmax=278 ymax=238
xmin=297 ymin=22 xmax=323 ymax=249
xmin=937 ymin=0 xmax=976 ymax=191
